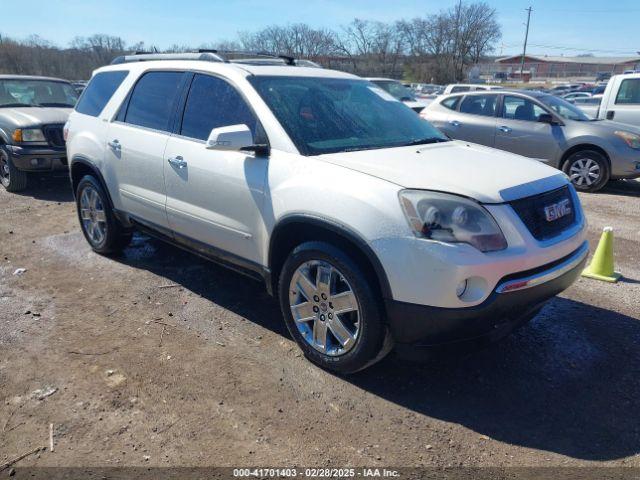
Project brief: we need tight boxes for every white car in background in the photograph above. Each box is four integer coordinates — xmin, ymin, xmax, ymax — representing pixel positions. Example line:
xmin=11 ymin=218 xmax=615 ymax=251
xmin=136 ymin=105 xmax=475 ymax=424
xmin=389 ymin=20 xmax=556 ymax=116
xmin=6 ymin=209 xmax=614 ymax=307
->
xmin=442 ymin=84 xmax=503 ymax=95
xmin=366 ymin=78 xmax=430 ymax=113
xmin=594 ymin=72 xmax=640 ymax=127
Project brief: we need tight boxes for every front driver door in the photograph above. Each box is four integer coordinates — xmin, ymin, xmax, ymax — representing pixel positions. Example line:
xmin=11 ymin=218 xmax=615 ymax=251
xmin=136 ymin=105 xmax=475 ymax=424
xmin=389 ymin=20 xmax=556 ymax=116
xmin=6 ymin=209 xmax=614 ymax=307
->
xmin=494 ymin=95 xmax=560 ymax=163
xmin=163 ymin=73 xmax=268 ymax=265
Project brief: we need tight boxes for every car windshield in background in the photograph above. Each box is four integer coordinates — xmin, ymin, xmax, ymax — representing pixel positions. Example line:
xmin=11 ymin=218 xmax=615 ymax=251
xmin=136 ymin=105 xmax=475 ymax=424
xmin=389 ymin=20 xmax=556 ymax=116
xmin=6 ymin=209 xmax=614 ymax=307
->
xmin=248 ymin=76 xmax=447 ymax=155
xmin=371 ymin=80 xmax=417 ymax=102
xmin=0 ymin=79 xmax=78 ymax=108
xmin=538 ymin=94 xmax=591 ymax=121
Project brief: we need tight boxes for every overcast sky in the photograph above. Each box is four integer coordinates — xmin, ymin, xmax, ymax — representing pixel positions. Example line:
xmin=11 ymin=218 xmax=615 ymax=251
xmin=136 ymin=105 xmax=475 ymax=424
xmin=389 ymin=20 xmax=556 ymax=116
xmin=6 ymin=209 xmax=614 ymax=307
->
xmin=2 ymin=0 xmax=639 ymax=57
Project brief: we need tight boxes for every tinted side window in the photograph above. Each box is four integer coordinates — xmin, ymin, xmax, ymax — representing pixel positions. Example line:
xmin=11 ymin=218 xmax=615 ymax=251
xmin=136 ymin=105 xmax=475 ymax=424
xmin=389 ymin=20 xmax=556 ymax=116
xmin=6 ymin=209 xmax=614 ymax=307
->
xmin=459 ymin=95 xmax=497 ymax=117
xmin=124 ymin=72 xmax=184 ymax=131
xmin=451 ymin=86 xmax=470 ymax=93
xmin=180 ymin=74 xmax=257 ymax=141
xmin=615 ymin=79 xmax=640 ymax=105
xmin=441 ymin=96 xmax=460 ymax=110
xmin=75 ymin=71 xmax=128 ymax=117
xmin=502 ymin=96 xmax=546 ymax=121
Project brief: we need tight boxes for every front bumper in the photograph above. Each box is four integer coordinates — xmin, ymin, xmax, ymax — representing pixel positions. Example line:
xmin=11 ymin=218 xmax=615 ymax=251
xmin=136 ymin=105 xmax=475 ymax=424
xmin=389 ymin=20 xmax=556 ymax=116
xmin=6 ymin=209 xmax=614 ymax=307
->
xmin=386 ymin=241 xmax=588 ymax=349
xmin=610 ymin=148 xmax=640 ymax=179
xmin=8 ymin=144 xmax=68 ymax=172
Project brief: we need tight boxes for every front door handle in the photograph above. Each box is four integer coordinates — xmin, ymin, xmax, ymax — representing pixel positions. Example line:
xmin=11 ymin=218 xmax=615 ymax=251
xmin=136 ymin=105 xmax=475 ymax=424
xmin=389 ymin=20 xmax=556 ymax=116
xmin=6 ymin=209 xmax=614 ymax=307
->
xmin=606 ymin=110 xmax=615 ymax=120
xmin=168 ymin=156 xmax=187 ymax=169
xmin=449 ymin=120 xmax=462 ymax=127
xmin=107 ymin=139 xmax=121 ymax=151
xmin=499 ymin=126 xmax=512 ymax=133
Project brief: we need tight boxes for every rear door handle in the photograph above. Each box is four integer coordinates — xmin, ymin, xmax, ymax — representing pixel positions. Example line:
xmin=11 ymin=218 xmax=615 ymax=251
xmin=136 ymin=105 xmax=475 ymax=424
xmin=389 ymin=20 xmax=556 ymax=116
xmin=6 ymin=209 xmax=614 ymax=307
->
xmin=107 ymin=139 xmax=121 ymax=151
xmin=168 ymin=156 xmax=187 ymax=169
xmin=449 ymin=120 xmax=462 ymax=127
xmin=499 ymin=126 xmax=512 ymax=133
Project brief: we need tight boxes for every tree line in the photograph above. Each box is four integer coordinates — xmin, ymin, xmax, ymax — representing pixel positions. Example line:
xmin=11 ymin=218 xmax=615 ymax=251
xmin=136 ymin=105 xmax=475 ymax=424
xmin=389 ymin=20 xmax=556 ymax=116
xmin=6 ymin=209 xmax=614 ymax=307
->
xmin=0 ymin=2 xmax=500 ymax=83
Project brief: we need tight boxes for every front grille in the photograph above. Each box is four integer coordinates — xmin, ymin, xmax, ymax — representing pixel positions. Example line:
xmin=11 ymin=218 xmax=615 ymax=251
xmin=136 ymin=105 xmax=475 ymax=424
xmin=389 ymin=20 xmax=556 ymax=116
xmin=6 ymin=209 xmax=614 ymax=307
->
xmin=509 ymin=186 xmax=576 ymax=241
xmin=42 ymin=124 xmax=65 ymax=148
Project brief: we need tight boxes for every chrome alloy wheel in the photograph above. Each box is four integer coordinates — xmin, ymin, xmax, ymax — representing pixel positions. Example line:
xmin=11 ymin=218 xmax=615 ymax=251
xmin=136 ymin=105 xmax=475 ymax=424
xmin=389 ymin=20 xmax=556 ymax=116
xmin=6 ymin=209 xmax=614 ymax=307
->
xmin=569 ymin=157 xmax=601 ymax=187
xmin=288 ymin=260 xmax=360 ymax=356
xmin=80 ymin=186 xmax=108 ymax=246
xmin=0 ymin=149 xmax=10 ymax=186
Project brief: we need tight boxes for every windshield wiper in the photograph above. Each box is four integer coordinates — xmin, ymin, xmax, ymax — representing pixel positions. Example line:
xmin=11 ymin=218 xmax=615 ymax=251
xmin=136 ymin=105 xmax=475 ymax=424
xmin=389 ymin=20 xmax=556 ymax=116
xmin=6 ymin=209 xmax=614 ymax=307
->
xmin=404 ymin=138 xmax=449 ymax=146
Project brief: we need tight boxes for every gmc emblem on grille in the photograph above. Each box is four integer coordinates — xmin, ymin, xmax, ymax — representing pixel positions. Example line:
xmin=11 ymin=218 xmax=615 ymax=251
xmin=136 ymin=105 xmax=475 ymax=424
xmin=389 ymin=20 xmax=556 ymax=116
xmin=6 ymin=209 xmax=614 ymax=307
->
xmin=544 ymin=198 xmax=572 ymax=222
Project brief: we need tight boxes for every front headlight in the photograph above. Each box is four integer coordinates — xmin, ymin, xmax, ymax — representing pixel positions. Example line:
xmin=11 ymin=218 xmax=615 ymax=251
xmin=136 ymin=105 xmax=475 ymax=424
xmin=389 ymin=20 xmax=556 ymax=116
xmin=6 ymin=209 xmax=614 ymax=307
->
xmin=12 ymin=128 xmax=47 ymax=143
xmin=614 ymin=130 xmax=640 ymax=149
xmin=399 ymin=190 xmax=507 ymax=252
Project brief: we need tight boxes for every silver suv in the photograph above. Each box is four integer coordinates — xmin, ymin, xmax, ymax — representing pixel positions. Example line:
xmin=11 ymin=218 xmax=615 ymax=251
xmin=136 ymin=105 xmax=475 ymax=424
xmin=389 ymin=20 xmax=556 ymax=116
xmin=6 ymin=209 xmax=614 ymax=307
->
xmin=0 ymin=75 xmax=78 ymax=192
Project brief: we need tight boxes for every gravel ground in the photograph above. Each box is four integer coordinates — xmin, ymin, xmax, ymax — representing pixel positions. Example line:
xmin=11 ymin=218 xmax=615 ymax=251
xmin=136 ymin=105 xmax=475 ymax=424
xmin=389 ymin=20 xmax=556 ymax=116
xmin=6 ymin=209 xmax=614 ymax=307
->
xmin=0 ymin=175 xmax=639 ymax=472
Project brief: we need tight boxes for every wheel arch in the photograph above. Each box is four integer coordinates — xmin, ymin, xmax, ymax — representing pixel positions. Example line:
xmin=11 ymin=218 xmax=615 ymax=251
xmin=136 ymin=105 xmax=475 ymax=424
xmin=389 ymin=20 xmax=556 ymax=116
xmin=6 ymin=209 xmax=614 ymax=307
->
xmin=560 ymin=144 xmax=611 ymax=170
xmin=268 ymin=214 xmax=393 ymax=302
xmin=70 ymin=156 xmax=114 ymax=208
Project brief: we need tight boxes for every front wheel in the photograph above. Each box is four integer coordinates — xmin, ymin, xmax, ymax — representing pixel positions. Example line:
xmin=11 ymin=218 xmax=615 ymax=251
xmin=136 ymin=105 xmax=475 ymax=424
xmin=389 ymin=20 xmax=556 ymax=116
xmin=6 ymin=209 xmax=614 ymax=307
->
xmin=76 ymin=175 xmax=132 ymax=255
xmin=0 ymin=146 xmax=28 ymax=192
xmin=562 ymin=150 xmax=610 ymax=192
xmin=278 ymin=241 xmax=387 ymax=374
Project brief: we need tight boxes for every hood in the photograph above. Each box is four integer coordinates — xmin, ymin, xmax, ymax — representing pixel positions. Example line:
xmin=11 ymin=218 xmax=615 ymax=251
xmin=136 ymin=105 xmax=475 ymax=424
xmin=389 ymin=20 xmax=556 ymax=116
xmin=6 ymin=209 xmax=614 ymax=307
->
xmin=0 ymin=107 xmax=72 ymax=128
xmin=317 ymin=141 xmax=568 ymax=203
xmin=579 ymin=119 xmax=640 ymax=135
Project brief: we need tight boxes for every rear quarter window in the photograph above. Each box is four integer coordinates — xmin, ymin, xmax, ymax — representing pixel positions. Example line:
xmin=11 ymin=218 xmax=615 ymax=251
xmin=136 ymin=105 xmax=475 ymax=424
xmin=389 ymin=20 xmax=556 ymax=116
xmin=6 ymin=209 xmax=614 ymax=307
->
xmin=75 ymin=71 xmax=129 ymax=117
xmin=441 ymin=96 xmax=461 ymax=110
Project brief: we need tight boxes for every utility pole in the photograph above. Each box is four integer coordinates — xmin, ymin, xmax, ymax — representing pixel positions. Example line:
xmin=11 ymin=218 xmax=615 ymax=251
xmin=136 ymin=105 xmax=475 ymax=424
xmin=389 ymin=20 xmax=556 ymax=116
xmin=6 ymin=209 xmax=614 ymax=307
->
xmin=520 ymin=7 xmax=532 ymax=80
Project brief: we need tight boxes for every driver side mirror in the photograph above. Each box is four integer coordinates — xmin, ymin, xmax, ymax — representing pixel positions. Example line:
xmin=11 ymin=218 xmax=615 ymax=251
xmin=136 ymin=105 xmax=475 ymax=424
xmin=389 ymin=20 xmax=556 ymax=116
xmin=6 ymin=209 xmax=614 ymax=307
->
xmin=538 ymin=113 xmax=557 ymax=125
xmin=206 ymin=124 xmax=270 ymax=156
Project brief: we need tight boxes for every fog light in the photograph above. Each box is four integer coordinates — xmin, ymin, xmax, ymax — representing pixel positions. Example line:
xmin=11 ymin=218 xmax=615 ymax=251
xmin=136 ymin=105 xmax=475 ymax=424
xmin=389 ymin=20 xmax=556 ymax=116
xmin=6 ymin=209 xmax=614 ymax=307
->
xmin=456 ymin=279 xmax=468 ymax=298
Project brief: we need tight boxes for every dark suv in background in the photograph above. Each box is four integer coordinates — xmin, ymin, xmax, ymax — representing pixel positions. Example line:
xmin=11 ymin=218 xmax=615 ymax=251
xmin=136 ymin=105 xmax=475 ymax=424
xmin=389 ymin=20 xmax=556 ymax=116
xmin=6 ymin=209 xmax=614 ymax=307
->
xmin=0 ymin=75 xmax=78 ymax=192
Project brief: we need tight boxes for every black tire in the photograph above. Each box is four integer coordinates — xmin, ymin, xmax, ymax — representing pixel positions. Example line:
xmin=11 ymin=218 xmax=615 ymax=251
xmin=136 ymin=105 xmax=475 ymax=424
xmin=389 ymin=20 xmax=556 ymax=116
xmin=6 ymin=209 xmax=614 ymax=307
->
xmin=562 ymin=149 xmax=610 ymax=192
xmin=278 ymin=241 xmax=386 ymax=374
xmin=0 ymin=146 xmax=28 ymax=192
xmin=75 ymin=175 xmax=132 ymax=255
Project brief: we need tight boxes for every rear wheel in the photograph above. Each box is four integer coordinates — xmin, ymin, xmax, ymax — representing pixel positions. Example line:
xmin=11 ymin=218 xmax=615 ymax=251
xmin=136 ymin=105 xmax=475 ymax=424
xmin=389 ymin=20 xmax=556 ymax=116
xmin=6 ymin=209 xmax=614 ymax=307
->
xmin=76 ymin=175 xmax=132 ymax=254
xmin=562 ymin=150 xmax=610 ymax=192
xmin=278 ymin=241 xmax=387 ymax=374
xmin=0 ymin=146 xmax=28 ymax=192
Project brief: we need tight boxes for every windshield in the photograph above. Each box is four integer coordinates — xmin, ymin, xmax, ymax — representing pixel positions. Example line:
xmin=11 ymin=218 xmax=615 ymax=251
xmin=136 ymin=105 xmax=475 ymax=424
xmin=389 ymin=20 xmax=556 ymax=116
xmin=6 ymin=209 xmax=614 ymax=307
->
xmin=538 ymin=94 xmax=590 ymax=121
xmin=0 ymin=79 xmax=79 ymax=108
xmin=371 ymin=80 xmax=416 ymax=102
xmin=248 ymin=76 xmax=447 ymax=155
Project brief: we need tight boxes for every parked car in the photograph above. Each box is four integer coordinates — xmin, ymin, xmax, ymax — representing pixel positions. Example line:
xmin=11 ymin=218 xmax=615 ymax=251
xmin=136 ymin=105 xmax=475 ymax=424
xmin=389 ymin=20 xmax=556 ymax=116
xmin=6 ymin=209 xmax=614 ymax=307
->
xmin=66 ymin=52 xmax=588 ymax=373
xmin=442 ymin=84 xmax=502 ymax=95
xmin=562 ymin=92 xmax=592 ymax=102
xmin=596 ymin=72 xmax=612 ymax=82
xmin=593 ymin=72 xmax=640 ymax=126
xmin=0 ymin=75 xmax=78 ymax=192
xmin=422 ymin=90 xmax=640 ymax=191
xmin=366 ymin=78 xmax=429 ymax=113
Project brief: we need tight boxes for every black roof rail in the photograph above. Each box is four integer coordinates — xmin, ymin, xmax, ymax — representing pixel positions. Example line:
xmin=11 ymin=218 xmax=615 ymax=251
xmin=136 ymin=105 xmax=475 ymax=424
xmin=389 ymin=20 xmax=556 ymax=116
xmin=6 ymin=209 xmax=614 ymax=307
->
xmin=110 ymin=50 xmax=321 ymax=67
xmin=110 ymin=52 xmax=224 ymax=65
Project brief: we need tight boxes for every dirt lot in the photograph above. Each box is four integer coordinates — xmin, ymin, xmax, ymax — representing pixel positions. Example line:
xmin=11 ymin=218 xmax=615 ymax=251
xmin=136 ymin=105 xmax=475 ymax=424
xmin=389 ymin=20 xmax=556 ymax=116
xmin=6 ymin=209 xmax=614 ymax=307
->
xmin=1 ymin=175 xmax=639 ymax=472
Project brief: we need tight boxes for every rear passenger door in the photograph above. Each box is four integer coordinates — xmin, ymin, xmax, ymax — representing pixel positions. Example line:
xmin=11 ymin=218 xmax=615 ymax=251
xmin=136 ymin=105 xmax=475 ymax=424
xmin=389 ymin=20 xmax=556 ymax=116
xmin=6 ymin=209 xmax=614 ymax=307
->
xmin=107 ymin=71 xmax=186 ymax=230
xmin=163 ymin=73 xmax=268 ymax=265
xmin=447 ymin=94 xmax=498 ymax=146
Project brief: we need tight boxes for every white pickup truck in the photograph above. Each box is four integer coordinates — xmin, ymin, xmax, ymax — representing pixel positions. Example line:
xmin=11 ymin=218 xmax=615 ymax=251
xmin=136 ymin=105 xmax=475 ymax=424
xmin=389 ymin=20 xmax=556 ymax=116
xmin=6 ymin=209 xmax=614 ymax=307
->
xmin=577 ymin=73 xmax=640 ymax=125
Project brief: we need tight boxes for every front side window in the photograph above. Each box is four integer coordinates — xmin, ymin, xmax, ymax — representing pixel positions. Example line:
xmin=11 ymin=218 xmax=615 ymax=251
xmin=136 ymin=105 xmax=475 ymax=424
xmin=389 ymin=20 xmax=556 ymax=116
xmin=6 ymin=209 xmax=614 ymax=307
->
xmin=459 ymin=94 xmax=497 ymax=117
xmin=615 ymin=79 xmax=640 ymax=105
xmin=248 ymin=76 xmax=448 ymax=156
xmin=0 ymin=79 xmax=78 ymax=108
xmin=124 ymin=71 xmax=184 ymax=132
xmin=75 ymin=71 xmax=128 ymax=117
xmin=502 ymin=96 xmax=546 ymax=122
xmin=180 ymin=74 xmax=257 ymax=141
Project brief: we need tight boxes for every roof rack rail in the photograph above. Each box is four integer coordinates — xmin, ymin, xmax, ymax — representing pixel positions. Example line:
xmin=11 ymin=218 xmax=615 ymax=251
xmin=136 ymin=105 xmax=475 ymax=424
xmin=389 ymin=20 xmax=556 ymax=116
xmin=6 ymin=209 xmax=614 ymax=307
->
xmin=110 ymin=50 xmax=321 ymax=68
xmin=110 ymin=52 xmax=224 ymax=65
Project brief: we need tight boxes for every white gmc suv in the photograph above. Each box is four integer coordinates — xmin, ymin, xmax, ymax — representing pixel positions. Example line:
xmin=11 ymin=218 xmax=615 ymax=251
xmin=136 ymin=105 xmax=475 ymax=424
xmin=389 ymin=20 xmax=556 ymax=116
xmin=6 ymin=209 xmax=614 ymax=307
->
xmin=65 ymin=52 xmax=588 ymax=373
